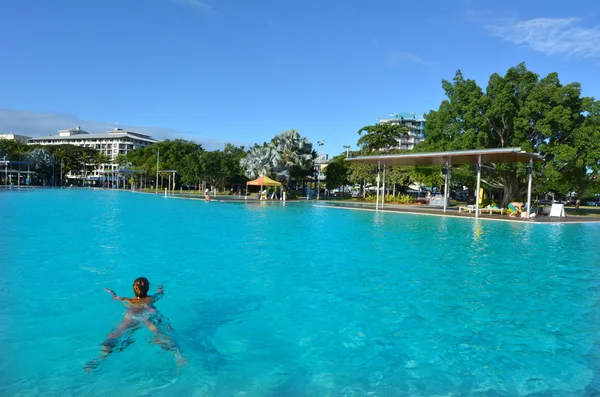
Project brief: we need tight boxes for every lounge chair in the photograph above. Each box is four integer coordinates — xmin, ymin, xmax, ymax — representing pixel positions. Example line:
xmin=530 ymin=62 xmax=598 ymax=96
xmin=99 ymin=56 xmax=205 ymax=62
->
xmin=458 ymin=205 xmax=482 ymax=214
xmin=485 ymin=205 xmax=505 ymax=215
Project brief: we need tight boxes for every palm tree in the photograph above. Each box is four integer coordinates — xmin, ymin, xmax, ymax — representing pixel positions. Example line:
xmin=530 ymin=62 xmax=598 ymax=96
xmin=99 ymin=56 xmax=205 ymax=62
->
xmin=271 ymin=129 xmax=314 ymax=183
xmin=27 ymin=148 xmax=55 ymax=185
xmin=93 ymin=152 xmax=111 ymax=186
xmin=79 ymin=149 xmax=96 ymax=186
xmin=239 ymin=145 xmax=279 ymax=179
xmin=52 ymin=147 xmax=66 ymax=186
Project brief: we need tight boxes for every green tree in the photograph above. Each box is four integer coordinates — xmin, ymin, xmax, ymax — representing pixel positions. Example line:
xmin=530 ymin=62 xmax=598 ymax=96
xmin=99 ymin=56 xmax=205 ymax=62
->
xmin=419 ymin=63 xmax=592 ymax=206
xmin=357 ymin=123 xmax=409 ymax=152
xmin=543 ymin=98 xmax=600 ymax=212
xmin=126 ymin=139 xmax=205 ymax=188
xmin=0 ymin=139 xmax=29 ymax=160
xmin=324 ymin=155 xmax=350 ymax=191
xmin=45 ymin=144 xmax=89 ymax=184
xmin=114 ymin=153 xmax=129 ymax=167
xmin=221 ymin=143 xmax=246 ymax=187
xmin=79 ymin=148 xmax=97 ymax=186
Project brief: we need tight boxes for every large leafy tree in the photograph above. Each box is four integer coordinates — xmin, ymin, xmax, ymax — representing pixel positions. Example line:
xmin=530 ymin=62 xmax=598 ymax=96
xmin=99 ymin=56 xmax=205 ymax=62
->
xmin=126 ymin=139 xmax=205 ymax=187
xmin=200 ymin=144 xmax=246 ymax=190
xmin=543 ymin=98 xmax=600 ymax=212
xmin=357 ymin=123 xmax=410 ymax=152
xmin=418 ymin=63 xmax=594 ymax=206
xmin=0 ymin=139 xmax=28 ymax=160
xmin=324 ymin=155 xmax=350 ymax=191
xmin=220 ymin=143 xmax=247 ymax=188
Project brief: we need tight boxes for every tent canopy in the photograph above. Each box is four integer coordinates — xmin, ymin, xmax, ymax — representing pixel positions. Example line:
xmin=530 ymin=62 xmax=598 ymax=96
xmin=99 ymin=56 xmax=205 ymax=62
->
xmin=246 ymin=175 xmax=282 ymax=186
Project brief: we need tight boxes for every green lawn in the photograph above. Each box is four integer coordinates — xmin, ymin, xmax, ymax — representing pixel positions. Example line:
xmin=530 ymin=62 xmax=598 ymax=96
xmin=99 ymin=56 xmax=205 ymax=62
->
xmin=564 ymin=206 xmax=600 ymax=217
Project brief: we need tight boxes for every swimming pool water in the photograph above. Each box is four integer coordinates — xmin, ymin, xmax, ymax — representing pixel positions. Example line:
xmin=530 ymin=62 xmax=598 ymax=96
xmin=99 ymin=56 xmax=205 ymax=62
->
xmin=1 ymin=189 xmax=599 ymax=396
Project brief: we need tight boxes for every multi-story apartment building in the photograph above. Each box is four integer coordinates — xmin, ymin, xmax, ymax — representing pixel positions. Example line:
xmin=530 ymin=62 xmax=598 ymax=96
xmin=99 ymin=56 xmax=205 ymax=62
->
xmin=378 ymin=112 xmax=426 ymax=151
xmin=28 ymin=126 xmax=159 ymax=182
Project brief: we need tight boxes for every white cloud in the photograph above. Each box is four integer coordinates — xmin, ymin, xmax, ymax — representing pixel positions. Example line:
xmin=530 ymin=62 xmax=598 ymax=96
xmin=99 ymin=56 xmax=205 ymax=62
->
xmin=0 ymin=108 xmax=242 ymax=151
xmin=170 ymin=0 xmax=215 ymax=16
xmin=385 ymin=51 xmax=434 ymax=68
xmin=488 ymin=17 xmax=600 ymax=58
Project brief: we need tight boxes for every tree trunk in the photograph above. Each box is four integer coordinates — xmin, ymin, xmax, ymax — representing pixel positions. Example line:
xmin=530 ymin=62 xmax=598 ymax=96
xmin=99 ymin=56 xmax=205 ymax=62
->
xmin=574 ymin=186 xmax=585 ymax=215
xmin=500 ymin=175 xmax=520 ymax=207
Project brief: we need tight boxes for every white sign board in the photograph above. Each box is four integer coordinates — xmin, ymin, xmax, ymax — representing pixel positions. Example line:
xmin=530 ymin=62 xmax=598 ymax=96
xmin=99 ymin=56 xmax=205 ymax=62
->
xmin=549 ymin=203 xmax=566 ymax=218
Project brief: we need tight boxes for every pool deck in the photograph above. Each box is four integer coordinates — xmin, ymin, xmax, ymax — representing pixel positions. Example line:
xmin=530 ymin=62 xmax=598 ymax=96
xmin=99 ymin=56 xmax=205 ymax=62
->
xmin=315 ymin=201 xmax=600 ymax=224
xmin=154 ymin=191 xmax=600 ymax=224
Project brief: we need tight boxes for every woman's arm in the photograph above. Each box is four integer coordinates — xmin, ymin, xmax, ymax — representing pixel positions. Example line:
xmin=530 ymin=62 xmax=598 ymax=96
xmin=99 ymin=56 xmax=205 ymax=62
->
xmin=104 ymin=288 xmax=125 ymax=301
xmin=153 ymin=284 xmax=164 ymax=303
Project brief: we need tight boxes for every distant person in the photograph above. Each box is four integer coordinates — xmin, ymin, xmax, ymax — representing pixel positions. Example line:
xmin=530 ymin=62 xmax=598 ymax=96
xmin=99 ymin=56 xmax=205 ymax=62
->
xmin=205 ymin=193 xmax=211 ymax=202
xmin=84 ymin=277 xmax=185 ymax=372
xmin=508 ymin=202 xmax=523 ymax=217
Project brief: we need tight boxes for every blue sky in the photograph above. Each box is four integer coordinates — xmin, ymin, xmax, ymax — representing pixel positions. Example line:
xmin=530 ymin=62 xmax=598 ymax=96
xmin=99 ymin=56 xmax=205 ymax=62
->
xmin=1 ymin=0 xmax=599 ymax=155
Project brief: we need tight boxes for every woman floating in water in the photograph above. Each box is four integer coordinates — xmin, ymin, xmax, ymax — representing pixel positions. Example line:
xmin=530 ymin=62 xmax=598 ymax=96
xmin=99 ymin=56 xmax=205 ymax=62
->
xmin=84 ymin=277 xmax=185 ymax=372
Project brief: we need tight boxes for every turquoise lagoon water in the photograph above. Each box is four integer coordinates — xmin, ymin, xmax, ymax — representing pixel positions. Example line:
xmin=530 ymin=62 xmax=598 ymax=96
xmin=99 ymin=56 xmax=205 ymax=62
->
xmin=1 ymin=189 xmax=599 ymax=396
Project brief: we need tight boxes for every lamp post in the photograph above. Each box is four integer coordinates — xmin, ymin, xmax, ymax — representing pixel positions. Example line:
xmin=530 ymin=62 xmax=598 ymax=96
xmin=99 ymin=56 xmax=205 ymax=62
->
xmin=317 ymin=140 xmax=324 ymax=200
xmin=343 ymin=145 xmax=351 ymax=159
xmin=155 ymin=150 xmax=160 ymax=193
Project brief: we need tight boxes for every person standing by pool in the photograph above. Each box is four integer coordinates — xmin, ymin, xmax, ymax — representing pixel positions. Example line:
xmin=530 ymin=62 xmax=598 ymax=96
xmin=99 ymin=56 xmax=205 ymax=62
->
xmin=84 ymin=277 xmax=185 ymax=372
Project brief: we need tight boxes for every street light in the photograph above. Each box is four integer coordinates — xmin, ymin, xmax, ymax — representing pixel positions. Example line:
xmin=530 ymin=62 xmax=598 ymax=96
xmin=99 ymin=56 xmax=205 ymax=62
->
xmin=317 ymin=140 xmax=324 ymax=200
xmin=343 ymin=145 xmax=351 ymax=159
xmin=3 ymin=156 xmax=7 ymax=187
xmin=155 ymin=150 xmax=160 ymax=193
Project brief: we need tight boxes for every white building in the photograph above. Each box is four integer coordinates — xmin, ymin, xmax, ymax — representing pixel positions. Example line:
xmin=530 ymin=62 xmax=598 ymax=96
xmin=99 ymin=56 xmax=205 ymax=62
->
xmin=378 ymin=112 xmax=426 ymax=151
xmin=28 ymin=126 xmax=159 ymax=182
xmin=0 ymin=133 xmax=32 ymax=144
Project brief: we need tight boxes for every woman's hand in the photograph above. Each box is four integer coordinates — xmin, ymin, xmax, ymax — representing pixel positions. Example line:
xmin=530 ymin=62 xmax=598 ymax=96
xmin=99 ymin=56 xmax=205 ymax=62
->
xmin=104 ymin=288 xmax=118 ymax=299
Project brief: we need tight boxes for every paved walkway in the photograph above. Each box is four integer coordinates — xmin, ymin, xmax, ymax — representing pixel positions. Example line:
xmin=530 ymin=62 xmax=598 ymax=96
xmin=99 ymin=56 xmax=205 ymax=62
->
xmin=316 ymin=201 xmax=600 ymax=224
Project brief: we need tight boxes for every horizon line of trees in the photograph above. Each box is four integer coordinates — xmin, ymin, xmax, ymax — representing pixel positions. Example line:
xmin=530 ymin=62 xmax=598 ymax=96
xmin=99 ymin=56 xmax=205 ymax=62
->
xmin=2 ymin=63 xmax=598 ymax=209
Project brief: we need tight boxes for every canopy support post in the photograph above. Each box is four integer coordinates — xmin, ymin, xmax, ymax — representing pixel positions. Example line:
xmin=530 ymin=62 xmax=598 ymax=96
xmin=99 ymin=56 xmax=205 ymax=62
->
xmin=475 ymin=155 xmax=482 ymax=219
xmin=443 ymin=160 xmax=449 ymax=213
xmin=155 ymin=150 xmax=159 ymax=194
xmin=526 ymin=158 xmax=533 ymax=219
xmin=381 ymin=164 xmax=386 ymax=208
xmin=375 ymin=160 xmax=381 ymax=211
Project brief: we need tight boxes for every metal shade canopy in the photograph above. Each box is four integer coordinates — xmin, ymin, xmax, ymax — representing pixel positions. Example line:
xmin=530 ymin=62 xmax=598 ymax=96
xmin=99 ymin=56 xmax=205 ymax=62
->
xmin=345 ymin=147 xmax=543 ymax=219
xmin=345 ymin=147 xmax=543 ymax=166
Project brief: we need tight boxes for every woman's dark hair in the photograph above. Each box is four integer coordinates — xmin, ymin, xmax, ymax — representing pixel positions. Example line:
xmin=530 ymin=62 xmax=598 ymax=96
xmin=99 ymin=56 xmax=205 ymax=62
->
xmin=133 ymin=277 xmax=150 ymax=298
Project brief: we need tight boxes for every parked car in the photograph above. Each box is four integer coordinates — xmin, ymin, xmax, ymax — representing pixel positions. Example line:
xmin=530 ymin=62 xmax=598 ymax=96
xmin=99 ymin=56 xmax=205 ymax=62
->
xmin=455 ymin=192 xmax=469 ymax=202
